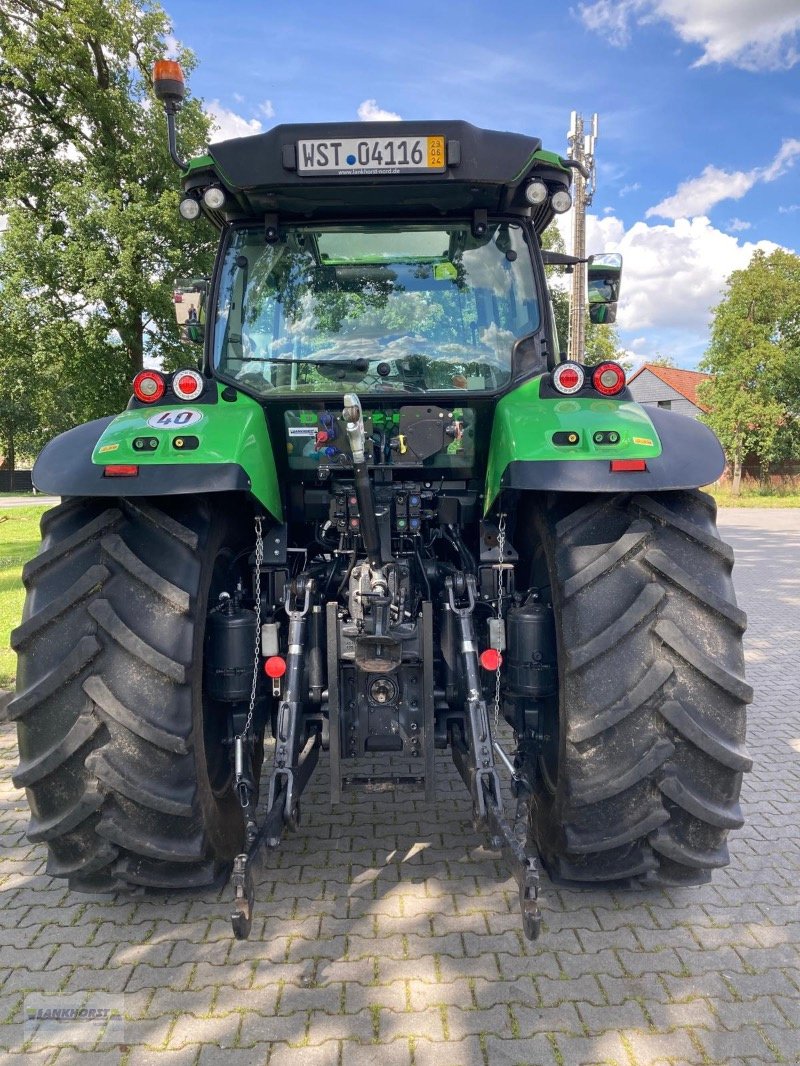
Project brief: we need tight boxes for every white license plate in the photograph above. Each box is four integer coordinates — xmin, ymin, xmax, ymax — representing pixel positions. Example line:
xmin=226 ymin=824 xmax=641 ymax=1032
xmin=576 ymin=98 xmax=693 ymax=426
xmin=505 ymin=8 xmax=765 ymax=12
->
xmin=297 ymin=136 xmax=446 ymax=175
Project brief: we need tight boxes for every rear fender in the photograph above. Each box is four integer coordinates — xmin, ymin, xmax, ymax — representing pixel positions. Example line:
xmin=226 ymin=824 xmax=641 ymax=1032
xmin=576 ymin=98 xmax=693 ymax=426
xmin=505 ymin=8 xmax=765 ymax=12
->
xmin=32 ymin=387 xmax=282 ymax=521
xmin=486 ymin=377 xmax=724 ymax=510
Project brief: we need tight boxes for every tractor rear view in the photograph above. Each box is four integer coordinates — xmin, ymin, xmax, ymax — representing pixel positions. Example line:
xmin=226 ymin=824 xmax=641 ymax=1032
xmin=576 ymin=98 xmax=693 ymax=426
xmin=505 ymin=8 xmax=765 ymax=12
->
xmin=9 ymin=61 xmax=753 ymax=940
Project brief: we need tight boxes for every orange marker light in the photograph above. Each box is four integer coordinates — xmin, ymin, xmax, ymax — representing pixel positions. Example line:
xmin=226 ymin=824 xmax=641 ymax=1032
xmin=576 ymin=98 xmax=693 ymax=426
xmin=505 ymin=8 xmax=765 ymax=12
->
xmin=152 ymin=60 xmax=185 ymax=102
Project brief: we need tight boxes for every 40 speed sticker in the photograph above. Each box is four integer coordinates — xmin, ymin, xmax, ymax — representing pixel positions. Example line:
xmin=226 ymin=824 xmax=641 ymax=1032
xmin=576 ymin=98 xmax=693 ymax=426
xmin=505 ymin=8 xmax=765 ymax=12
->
xmin=146 ymin=409 xmax=204 ymax=429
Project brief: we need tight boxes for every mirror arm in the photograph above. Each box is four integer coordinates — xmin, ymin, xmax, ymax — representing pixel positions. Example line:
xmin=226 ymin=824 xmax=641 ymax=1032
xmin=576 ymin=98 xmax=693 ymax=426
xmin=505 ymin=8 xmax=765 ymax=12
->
xmin=164 ymin=102 xmax=188 ymax=171
xmin=559 ymin=156 xmax=590 ymax=181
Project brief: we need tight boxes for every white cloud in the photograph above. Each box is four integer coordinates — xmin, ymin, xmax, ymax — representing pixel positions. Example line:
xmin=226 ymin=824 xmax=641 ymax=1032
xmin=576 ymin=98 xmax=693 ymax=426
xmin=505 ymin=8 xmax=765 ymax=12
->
xmin=258 ymin=100 xmax=275 ymax=120
xmin=647 ymin=139 xmax=800 ymax=219
xmin=577 ymin=0 xmax=800 ymax=71
xmin=779 ymin=204 xmax=800 ymax=214
xmin=727 ymin=218 xmax=752 ymax=232
xmin=619 ymin=182 xmax=641 ymax=197
xmin=357 ymin=99 xmax=402 ymax=122
xmin=233 ymin=92 xmax=245 ymax=104
xmin=206 ymin=101 xmax=263 ymax=141
xmin=164 ymin=33 xmax=180 ymax=59
xmin=555 ymin=209 xmax=781 ymax=335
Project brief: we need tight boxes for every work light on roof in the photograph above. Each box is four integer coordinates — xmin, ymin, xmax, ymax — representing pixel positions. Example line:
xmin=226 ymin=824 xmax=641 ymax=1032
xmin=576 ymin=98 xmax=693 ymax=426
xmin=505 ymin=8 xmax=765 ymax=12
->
xmin=202 ymin=186 xmax=226 ymax=210
xmin=524 ymin=180 xmax=549 ymax=206
xmin=179 ymin=195 xmax=201 ymax=221
xmin=550 ymin=189 xmax=572 ymax=214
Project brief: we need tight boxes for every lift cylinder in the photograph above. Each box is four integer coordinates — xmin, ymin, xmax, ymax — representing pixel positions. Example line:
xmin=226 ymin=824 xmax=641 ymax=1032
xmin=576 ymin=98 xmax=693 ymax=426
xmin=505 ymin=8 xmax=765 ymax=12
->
xmin=205 ymin=606 xmax=257 ymax=702
xmin=505 ymin=600 xmax=557 ymax=698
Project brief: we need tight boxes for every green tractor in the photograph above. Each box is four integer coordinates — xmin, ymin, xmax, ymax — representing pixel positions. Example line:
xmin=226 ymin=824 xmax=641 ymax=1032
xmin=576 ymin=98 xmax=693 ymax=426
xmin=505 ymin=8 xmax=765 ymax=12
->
xmin=9 ymin=61 xmax=752 ymax=940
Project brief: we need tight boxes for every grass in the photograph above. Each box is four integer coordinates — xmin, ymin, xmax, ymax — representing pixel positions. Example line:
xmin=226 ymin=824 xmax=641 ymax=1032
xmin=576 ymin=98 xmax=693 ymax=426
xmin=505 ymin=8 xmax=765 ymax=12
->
xmin=0 ymin=505 xmax=48 ymax=688
xmin=707 ymin=486 xmax=800 ymax=507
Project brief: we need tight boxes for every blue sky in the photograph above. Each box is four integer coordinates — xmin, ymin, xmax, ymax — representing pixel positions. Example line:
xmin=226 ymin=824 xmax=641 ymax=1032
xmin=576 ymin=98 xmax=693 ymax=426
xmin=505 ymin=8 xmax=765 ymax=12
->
xmin=164 ymin=0 xmax=800 ymax=369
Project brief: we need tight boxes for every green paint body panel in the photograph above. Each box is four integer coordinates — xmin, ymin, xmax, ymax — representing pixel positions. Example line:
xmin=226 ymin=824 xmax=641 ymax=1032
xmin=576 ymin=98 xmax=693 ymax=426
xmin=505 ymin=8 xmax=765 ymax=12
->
xmin=485 ymin=377 xmax=662 ymax=510
xmin=91 ymin=385 xmax=283 ymax=520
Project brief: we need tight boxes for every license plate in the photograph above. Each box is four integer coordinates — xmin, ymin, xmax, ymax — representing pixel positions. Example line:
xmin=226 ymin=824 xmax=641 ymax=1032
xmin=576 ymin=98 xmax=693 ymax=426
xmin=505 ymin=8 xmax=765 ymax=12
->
xmin=297 ymin=136 xmax=446 ymax=176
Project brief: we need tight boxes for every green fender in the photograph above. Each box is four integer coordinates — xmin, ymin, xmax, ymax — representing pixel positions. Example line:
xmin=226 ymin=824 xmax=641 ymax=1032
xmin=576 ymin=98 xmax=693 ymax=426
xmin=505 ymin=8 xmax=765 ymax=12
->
xmin=32 ymin=384 xmax=283 ymax=521
xmin=485 ymin=376 xmax=724 ymax=510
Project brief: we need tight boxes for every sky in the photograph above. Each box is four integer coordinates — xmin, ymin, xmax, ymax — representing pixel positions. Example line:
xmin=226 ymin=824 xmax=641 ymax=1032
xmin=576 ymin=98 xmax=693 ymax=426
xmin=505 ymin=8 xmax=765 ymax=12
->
xmin=163 ymin=0 xmax=800 ymax=370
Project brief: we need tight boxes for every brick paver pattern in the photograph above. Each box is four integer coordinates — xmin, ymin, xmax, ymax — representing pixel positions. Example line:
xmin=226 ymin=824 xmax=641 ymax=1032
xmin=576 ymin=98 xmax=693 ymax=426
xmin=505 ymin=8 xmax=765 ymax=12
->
xmin=0 ymin=508 xmax=798 ymax=1065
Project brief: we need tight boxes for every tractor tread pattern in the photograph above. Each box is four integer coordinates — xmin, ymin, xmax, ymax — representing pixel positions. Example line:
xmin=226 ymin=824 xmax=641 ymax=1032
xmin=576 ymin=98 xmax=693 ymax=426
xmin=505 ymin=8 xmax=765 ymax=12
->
xmin=82 ymin=676 xmax=190 ymax=754
xmin=88 ymin=599 xmax=187 ymax=683
xmin=100 ymin=534 xmax=191 ymax=613
xmin=11 ymin=566 xmax=110 ymax=650
xmin=11 ymin=498 xmax=242 ymax=894
xmin=12 ymin=711 xmax=101 ymax=788
xmin=568 ymin=659 xmax=673 ymax=743
xmin=529 ymin=490 xmax=751 ymax=888
xmin=6 ymin=636 xmax=101 ymax=721
xmin=22 ymin=509 xmax=123 ymax=584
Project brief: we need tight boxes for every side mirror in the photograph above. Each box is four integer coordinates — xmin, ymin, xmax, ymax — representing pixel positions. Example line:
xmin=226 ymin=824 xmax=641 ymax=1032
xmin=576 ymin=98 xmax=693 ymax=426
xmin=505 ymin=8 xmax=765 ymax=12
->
xmin=587 ymin=253 xmax=622 ymax=325
xmin=174 ymin=278 xmax=208 ymax=344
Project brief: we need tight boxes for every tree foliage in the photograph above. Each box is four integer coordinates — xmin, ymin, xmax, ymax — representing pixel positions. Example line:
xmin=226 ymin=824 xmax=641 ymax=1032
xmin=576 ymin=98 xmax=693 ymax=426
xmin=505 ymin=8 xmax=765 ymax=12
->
xmin=0 ymin=0 xmax=214 ymax=467
xmin=699 ymin=248 xmax=800 ymax=483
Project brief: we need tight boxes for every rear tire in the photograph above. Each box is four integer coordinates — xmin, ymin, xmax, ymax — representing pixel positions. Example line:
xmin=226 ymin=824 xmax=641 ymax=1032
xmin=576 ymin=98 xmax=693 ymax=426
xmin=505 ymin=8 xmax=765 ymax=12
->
xmin=9 ymin=496 xmax=254 ymax=892
xmin=521 ymin=490 xmax=753 ymax=886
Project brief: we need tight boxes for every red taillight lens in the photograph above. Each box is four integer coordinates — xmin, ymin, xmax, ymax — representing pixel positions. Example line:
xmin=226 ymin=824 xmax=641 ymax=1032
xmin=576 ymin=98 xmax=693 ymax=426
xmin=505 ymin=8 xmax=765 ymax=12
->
xmin=610 ymin=459 xmax=647 ymax=472
xmin=592 ymin=362 xmax=626 ymax=396
xmin=132 ymin=371 xmax=165 ymax=403
xmin=552 ymin=362 xmax=585 ymax=395
xmin=103 ymin=465 xmax=139 ymax=477
xmin=172 ymin=369 xmax=204 ymax=400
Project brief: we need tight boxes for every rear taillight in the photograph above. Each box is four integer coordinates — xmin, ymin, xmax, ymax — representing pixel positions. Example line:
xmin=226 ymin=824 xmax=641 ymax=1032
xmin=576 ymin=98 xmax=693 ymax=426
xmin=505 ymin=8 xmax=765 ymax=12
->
xmin=552 ymin=361 xmax=585 ymax=394
xmin=172 ymin=368 xmax=204 ymax=400
xmin=592 ymin=362 xmax=626 ymax=396
xmin=132 ymin=371 xmax=166 ymax=403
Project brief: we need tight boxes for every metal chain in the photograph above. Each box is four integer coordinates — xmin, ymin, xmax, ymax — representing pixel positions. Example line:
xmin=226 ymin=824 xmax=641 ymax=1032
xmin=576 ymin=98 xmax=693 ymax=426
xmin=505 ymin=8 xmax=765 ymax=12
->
xmin=236 ymin=515 xmax=263 ymax=741
xmin=494 ymin=512 xmax=506 ymax=730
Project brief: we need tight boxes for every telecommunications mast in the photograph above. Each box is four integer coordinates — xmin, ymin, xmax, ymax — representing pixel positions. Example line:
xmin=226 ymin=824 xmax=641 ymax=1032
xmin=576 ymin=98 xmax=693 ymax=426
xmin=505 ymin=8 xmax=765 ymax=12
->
xmin=566 ymin=111 xmax=598 ymax=363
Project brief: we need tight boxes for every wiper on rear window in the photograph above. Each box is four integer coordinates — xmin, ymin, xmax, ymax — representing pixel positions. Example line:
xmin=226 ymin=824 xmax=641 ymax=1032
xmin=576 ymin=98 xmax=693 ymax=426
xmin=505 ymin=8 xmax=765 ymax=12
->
xmin=236 ymin=355 xmax=371 ymax=371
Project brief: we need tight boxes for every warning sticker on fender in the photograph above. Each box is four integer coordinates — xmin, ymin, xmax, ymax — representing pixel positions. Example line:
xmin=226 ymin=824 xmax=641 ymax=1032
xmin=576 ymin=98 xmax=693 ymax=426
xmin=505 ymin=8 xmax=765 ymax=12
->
xmin=146 ymin=409 xmax=204 ymax=429
xmin=632 ymin=436 xmax=653 ymax=446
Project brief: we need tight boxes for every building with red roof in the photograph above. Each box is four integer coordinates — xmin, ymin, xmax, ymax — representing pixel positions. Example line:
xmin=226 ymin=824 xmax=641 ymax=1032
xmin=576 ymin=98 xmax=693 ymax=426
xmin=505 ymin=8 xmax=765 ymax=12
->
xmin=626 ymin=364 xmax=712 ymax=420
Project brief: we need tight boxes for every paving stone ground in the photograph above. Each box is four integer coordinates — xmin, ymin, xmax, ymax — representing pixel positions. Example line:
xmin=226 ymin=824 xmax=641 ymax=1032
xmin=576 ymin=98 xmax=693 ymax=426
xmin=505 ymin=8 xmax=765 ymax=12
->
xmin=0 ymin=507 xmax=798 ymax=1065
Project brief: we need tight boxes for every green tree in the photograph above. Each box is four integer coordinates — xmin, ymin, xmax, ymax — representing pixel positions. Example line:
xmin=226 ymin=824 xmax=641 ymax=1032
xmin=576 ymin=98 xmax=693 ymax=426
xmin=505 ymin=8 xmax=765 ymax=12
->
xmin=699 ymin=248 xmax=800 ymax=493
xmin=0 ymin=0 xmax=215 ymax=470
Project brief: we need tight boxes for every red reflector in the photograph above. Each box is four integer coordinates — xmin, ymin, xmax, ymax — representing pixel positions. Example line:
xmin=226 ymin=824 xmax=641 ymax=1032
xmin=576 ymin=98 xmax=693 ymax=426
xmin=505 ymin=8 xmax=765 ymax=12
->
xmin=479 ymin=648 xmax=503 ymax=671
xmin=610 ymin=459 xmax=647 ymax=472
xmin=264 ymin=656 xmax=287 ymax=679
xmin=103 ymin=465 xmax=139 ymax=477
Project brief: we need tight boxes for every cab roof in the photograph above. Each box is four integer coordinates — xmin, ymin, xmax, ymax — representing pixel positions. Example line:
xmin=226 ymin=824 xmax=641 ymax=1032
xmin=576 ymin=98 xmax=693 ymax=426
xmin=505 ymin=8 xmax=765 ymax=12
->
xmin=183 ymin=120 xmax=572 ymax=231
